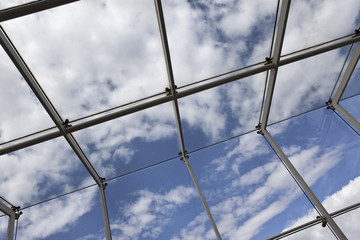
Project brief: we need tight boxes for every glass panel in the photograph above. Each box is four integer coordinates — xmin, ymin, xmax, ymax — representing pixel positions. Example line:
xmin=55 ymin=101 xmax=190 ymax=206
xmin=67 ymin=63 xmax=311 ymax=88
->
xmin=334 ymin=208 xmax=360 ymax=239
xmin=0 ymin=46 xmax=54 ymax=143
xmin=0 ymin=137 xmax=93 ymax=207
xmin=179 ymin=73 xmax=265 ymax=151
xmin=269 ymin=47 xmax=349 ymax=124
xmin=162 ymin=0 xmax=277 ymax=87
xmin=0 ymin=215 xmax=8 ymax=239
xmin=282 ymin=0 xmax=360 ymax=55
xmin=74 ymin=102 xmax=180 ymax=179
xmin=341 ymin=59 xmax=360 ymax=100
xmin=186 ymin=132 xmax=316 ymax=239
xmin=15 ymin=186 xmax=105 ymax=240
xmin=2 ymin=0 xmax=168 ymax=120
xmin=105 ymin=159 xmax=211 ymax=239
xmin=339 ymin=95 xmax=360 ymax=134
xmin=281 ymin=222 xmax=336 ymax=239
xmin=268 ymin=107 xmax=360 ymax=213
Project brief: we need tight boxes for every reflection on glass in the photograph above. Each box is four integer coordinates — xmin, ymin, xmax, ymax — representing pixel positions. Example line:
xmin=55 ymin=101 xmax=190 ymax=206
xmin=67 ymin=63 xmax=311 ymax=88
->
xmin=282 ymin=0 xmax=359 ymax=54
xmin=0 ymin=46 xmax=54 ymax=144
xmin=74 ymin=102 xmax=179 ymax=179
xmin=162 ymin=0 xmax=277 ymax=87
xmin=0 ymin=137 xmax=93 ymax=207
xmin=269 ymin=47 xmax=348 ymax=124
xmin=105 ymin=159 xmax=210 ymax=239
xmin=188 ymin=132 xmax=316 ymax=239
xmin=15 ymin=186 xmax=104 ymax=240
xmin=334 ymin=208 xmax=360 ymax=238
xmin=269 ymin=108 xmax=360 ymax=214
xmin=179 ymin=73 xmax=265 ymax=151
xmin=3 ymin=0 xmax=168 ymax=120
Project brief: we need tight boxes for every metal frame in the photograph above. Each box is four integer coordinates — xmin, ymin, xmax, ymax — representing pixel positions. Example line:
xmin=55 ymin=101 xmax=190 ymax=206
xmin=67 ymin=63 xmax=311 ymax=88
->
xmin=154 ymin=0 xmax=222 ymax=238
xmin=0 ymin=201 xmax=16 ymax=240
xmin=0 ymin=23 xmax=112 ymax=240
xmin=0 ymin=0 xmax=360 ymax=239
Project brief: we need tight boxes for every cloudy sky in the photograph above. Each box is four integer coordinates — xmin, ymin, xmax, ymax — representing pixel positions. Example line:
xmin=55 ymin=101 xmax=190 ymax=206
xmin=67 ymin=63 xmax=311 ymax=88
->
xmin=0 ymin=0 xmax=360 ymax=239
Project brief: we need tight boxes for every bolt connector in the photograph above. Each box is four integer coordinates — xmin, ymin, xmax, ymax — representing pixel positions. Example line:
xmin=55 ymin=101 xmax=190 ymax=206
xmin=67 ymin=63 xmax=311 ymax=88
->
xmin=325 ymin=100 xmax=335 ymax=111
xmin=255 ymin=123 xmax=264 ymax=135
xmin=265 ymin=57 xmax=273 ymax=65
xmin=63 ymin=119 xmax=72 ymax=128
xmin=316 ymin=216 xmax=327 ymax=228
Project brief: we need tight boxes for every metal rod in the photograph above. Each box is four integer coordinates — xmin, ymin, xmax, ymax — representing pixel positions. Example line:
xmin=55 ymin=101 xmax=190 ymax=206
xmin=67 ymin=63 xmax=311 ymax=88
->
xmin=332 ymin=42 xmax=360 ymax=104
xmin=332 ymin=102 xmax=360 ymax=132
xmin=98 ymin=185 xmax=112 ymax=240
xmin=0 ymin=25 xmax=102 ymax=186
xmin=262 ymin=129 xmax=347 ymax=239
xmin=0 ymin=0 xmax=79 ymax=22
xmin=260 ymin=0 xmax=291 ymax=128
xmin=1 ymin=35 xmax=360 ymax=156
xmin=154 ymin=0 xmax=222 ymax=238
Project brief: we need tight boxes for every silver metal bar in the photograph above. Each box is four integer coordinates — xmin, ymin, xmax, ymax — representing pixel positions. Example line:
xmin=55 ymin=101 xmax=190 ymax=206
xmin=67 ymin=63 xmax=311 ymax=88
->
xmin=1 ymin=35 xmax=360 ymax=156
xmin=332 ymin=102 xmax=360 ymax=132
xmin=260 ymin=0 xmax=291 ymax=129
xmin=262 ymin=129 xmax=347 ymax=240
xmin=0 ymin=0 xmax=79 ymax=22
xmin=7 ymin=213 xmax=15 ymax=240
xmin=154 ymin=0 xmax=222 ymax=239
xmin=332 ymin=42 xmax=360 ymax=103
xmin=0 ymin=201 xmax=15 ymax=240
xmin=0 ymin=25 xmax=102 ymax=186
xmin=98 ymin=185 xmax=112 ymax=240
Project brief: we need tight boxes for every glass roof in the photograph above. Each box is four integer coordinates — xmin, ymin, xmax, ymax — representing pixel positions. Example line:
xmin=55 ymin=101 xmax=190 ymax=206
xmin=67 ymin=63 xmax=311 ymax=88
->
xmin=1 ymin=0 xmax=360 ymax=239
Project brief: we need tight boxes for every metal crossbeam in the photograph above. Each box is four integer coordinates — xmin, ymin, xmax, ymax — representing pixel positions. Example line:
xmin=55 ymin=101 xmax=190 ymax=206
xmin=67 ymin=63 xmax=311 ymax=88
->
xmin=0 ymin=0 xmax=79 ymax=22
xmin=263 ymin=129 xmax=347 ymax=240
xmin=260 ymin=0 xmax=291 ymax=129
xmin=1 ymin=34 xmax=360 ymax=156
xmin=0 ymin=26 xmax=112 ymax=240
xmin=154 ymin=0 xmax=222 ymax=239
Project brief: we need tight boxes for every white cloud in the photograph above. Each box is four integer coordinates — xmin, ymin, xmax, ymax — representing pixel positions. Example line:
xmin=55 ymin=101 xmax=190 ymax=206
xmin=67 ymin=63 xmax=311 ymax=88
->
xmin=16 ymin=187 xmax=97 ymax=240
xmin=283 ymin=176 xmax=360 ymax=239
xmin=111 ymin=185 xmax=197 ymax=240
xmin=0 ymin=138 xmax=93 ymax=207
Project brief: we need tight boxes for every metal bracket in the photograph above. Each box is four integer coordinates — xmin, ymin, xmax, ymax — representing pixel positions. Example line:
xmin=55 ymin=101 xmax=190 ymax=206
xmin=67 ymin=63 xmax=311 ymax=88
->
xmin=325 ymin=100 xmax=335 ymax=111
xmin=316 ymin=216 xmax=327 ymax=227
xmin=100 ymin=177 xmax=108 ymax=190
xmin=265 ymin=57 xmax=273 ymax=65
xmin=255 ymin=123 xmax=264 ymax=135
xmin=11 ymin=206 xmax=22 ymax=220
xmin=355 ymin=27 xmax=360 ymax=36
xmin=63 ymin=119 xmax=72 ymax=128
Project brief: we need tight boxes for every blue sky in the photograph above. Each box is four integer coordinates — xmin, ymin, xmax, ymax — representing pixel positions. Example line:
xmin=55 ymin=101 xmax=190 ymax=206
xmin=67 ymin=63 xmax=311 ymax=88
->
xmin=0 ymin=0 xmax=360 ymax=239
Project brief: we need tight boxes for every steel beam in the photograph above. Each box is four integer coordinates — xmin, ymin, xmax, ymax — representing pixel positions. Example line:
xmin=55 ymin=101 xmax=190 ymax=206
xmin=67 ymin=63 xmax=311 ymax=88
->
xmin=154 ymin=0 xmax=222 ymax=239
xmin=0 ymin=0 xmax=79 ymax=22
xmin=0 ymin=25 xmax=102 ymax=186
xmin=332 ymin=102 xmax=360 ymax=132
xmin=99 ymin=185 xmax=112 ymax=240
xmin=260 ymin=0 xmax=291 ymax=129
xmin=0 ymin=34 xmax=360 ymax=156
xmin=332 ymin=42 xmax=360 ymax=103
xmin=0 ymin=201 xmax=15 ymax=240
xmin=262 ymin=129 xmax=347 ymax=240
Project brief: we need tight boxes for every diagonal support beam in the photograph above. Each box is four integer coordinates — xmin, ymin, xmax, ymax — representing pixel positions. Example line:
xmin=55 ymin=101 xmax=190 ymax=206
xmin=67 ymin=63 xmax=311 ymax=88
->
xmin=154 ymin=1 xmax=222 ymax=239
xmin=332 ymin=42 xmax=360 ymax=104
xmin=0 ymin=25 xmax=112 ymax=240
xmin=0 ymin=0 xmax=79 ymax=22
xmin=260 ymin=0 xmax=291 ymax=130
xmin=262 ymin=129 xmax=347 ymax=240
